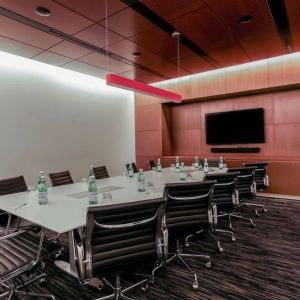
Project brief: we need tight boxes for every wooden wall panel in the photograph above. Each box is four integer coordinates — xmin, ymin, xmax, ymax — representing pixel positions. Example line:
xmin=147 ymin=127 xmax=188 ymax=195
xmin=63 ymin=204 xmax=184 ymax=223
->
xmin=273 ymin=90 xmax=300 ymax=124
xmin=172 ymin=129 xmax=202 ymax=156
xmin=172 ymin=102 xmax=201 ymax=130
xmin=225 ymin=61 xmax=269 ymax=93
xmin=273 ymin=124 xmax=300 ymax=157
xmin=135 ymin=130 xmax=162 ymax=157
xmin=190 ymin=69 xmax=226 ymax=98
xmin=135 ymin=104 xmax=162 ymax=131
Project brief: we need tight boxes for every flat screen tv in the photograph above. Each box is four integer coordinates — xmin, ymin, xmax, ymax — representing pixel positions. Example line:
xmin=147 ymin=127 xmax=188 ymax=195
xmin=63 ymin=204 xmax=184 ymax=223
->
xmin=205 ymin=108 xmax=265 ymax=145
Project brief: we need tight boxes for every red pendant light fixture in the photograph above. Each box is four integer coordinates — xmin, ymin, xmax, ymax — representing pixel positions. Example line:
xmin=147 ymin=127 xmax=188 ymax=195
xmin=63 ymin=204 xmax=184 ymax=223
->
xmin=106 ymin=74 xmax=182 ymax=103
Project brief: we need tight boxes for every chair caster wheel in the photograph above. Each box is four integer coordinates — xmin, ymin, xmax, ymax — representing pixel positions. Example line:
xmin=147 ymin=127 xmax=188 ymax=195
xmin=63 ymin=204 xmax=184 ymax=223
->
xmin=192 ymin=282 xmax=199 ymax=290
xmin=218 ymin=247 xmax=224 ymax=253
xmin=185 ymin=242 xmax=190 ymax=247
xmin=232 ymin=236 xmax=236 ymax=242
xmin=39 ymin=278 xmax=48 ymax=288
xmin=263 ymin=208 xmax=267 ymax=213
xmin=141 ymin=283 xmax=149 ymax=292
xmin=205 ymin=261 xmax=211 ymax=269
xmin=250 ymin=223 xmax=256 ymax=228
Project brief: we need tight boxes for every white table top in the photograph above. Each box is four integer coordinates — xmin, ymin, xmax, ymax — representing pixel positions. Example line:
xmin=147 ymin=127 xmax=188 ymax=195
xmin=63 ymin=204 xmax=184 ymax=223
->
xmin=0 ymin=167 xmax=226 ymax=234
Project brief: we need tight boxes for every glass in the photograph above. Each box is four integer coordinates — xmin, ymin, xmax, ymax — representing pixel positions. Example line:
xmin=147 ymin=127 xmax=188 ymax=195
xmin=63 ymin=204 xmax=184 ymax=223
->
xmin=146 ymin=182 xmax=154 ymax=194
xmin=171 ymin=164 xmax=175 ymax=171
xmin=81 ymin=177 xmax=87 ymax=184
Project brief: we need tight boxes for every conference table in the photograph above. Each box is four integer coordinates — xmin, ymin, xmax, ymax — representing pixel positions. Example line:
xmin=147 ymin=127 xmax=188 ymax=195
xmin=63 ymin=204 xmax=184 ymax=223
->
xmin=0 ymin=166 xmax=226 ymax=280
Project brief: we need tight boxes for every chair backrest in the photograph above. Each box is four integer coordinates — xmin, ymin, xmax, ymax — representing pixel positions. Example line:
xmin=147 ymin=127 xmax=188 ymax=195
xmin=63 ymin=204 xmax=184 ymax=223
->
xmin=147 ymin=160 xmax=156 ymax=170
xmin=93 ymin=166 xmax=109 ymax=180
xmin=48 ymin=170 xmax=74 ymax=187
xmin=243 ymin=162 xmax=269 ymax=191
xmin=126 ymin=162 xmax=138 ymax=174
xmin=0 ymin=176 xmax=27 ymax=196
xmin=83 ymin=198 xmax=166 ymax=280
xmin=163 ymin=181 xmax=216 ymax=233
xmin=227 ymin=167 xmax=256 ymax=198
xmin=204 ymin=173 xmax=240 ymax=208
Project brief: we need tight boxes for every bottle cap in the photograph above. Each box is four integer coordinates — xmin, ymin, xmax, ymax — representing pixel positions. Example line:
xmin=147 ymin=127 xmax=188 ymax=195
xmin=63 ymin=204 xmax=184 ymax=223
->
xmin=139 ymin=169 xmax=143 ymax=172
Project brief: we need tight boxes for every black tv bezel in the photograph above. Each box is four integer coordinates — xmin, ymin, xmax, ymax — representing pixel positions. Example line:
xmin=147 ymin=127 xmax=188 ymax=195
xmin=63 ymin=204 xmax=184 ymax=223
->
xmin=205 ymin=108 xmax=265 ymax=145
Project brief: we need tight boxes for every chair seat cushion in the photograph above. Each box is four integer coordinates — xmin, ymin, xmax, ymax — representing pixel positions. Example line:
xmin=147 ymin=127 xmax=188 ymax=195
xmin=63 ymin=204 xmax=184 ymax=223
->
xmin=0 ymin=231 xmax=39 ymax=277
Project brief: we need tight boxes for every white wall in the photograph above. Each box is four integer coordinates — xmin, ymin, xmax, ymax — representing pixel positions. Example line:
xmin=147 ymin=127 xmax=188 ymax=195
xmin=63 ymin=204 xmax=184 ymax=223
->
xmin=0 ymin=51 xmax=135 ymax=185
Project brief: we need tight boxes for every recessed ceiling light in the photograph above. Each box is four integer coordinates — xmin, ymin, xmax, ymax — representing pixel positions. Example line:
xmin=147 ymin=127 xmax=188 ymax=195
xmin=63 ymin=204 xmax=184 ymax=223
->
xmin=239 ymin=15 xmax=254 ymax=24
xmin=131 ymin=52 xmax=142 ymax=58
xmin=34 ymin=6 xmax=51 ymax=17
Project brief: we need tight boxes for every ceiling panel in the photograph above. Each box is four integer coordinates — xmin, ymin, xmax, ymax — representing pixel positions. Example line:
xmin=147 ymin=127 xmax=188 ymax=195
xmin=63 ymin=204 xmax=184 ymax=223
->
xmin=208 ymin=0 xmax=279 ymax=40
xmin=172 ymin=54 xmax=215 ymax=73
xmin=55 ymin=0 xmax=127 ymax=22
xmin=142 ymin=0 xmax=206 ymax=21
xmin=32 ymin=50 xmax=72 ymax=66
xmin=99 ymin=8 xmax=154 ymax=38
xmin=74 ymin=24 xmax=124 ymax=48
xmin=285 ymin=0 xmax=300 ymax=51
xmin=120 ymin=68 xmax=166 ymax=83
xmin=108 ymin=39 xmax=189 ymax=78
xmin=209 ymin=43 xmax=250 ymax=67
xmin=0 ymin=15 xmax=62 ymax=48
xmin=239 ymin=34 xmax=285 ymax=61
xmin=79 ymin=52 xmax=132 ymax=73
xmin=48 ymin=40 xmax=92 ymax=59
xmin=129 ymin=27 xmax=193 ymax=61
xmin=63 ymin=60 xmax=106 ymax=78
xmin=0 ymin=35 xmax=43 ymax=58
xmin=0 ymin=0 xmax=93 ymax=35
xmin=170 ymin=7 xmax=234 ymax=52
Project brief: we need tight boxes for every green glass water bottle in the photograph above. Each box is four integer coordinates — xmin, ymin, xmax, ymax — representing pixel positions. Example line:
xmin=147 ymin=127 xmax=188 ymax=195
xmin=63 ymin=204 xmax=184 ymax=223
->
xmin=88 ymin=175 xmax=97 ymax=205
xmin=88 ymin=165 xmax=94 ymax=180
xmin=157 ymin=158 xmax=162 ymax=172
xmin=38 ymin=171 xmax=48 ymax=205
xmin=219 ymin=156 xmax=224 ymax=169
xmin=138 ymin=169 xmax=145 ymax=192
xmin=204 ymin=158 xmax=209 ymax=173
xmin=128 ymin=163 xmax=134 ymax=178
xmin=179 ymin=162 xmax=186 ymax=181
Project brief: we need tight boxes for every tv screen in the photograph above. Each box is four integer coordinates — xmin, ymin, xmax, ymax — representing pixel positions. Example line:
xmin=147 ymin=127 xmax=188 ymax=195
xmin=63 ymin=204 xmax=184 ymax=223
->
xmin=205 ymin=108 xmax=265 ymax=145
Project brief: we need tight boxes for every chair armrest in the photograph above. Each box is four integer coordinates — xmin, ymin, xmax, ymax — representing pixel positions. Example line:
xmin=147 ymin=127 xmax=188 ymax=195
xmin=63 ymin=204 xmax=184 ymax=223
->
xmin=232 ymin=190 xmax=239 ymax=206
xmin=264 ymin=175 xmax=269 ymax=188
xmin=208 ymin=204 xmax=218 ymax=228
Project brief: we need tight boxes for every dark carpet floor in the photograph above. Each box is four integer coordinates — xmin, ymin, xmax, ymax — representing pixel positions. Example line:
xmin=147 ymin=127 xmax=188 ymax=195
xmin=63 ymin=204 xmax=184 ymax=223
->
xmin=2 ymin=197 xmax=300 ymax=299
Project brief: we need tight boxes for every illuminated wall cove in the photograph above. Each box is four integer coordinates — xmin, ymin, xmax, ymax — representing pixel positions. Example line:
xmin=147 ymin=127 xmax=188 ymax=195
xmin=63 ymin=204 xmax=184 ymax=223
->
xmin=0 ymin=51 xmax=135 ymax=185
xmin=135 ymin=53 xmax=300 ymax=196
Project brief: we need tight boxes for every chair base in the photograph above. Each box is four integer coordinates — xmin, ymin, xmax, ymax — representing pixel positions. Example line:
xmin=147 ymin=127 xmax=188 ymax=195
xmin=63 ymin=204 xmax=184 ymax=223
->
xmin=96 ymin=275 xmax=148 ymax=300
xmin=0 ymin=273 xmax=55 ymax=300
xmin=219 ymin=211 xmax=256 ymax=228
xmin=167 ymin=240 xmax=211 ymax=290
xmin=185 ymin=229 xmax=229 ymax=253
xmin=239 ymin=202 xmax=267 ymax=217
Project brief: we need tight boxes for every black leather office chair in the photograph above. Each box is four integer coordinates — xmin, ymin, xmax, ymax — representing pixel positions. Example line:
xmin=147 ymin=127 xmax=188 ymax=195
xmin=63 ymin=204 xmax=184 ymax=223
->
xmin=243 ymin=162 xmax=269 ymax=216
xmin=147 ymin=160 xmax=156 ymax=170
xmin=73 ymin=198 xmax=167 ymax=300
xmin=93 ymin=165 xmax=109 ymax=180
xmin=0 ymin=175 xmax=28 ymax=234
xmin=48 ymin=170 xmax=74 ymax=187
xmin=227 ymin=167 xmax=257 ymax=225
xmin=126 ymin=162 xmax=138 ymax=174
xmin=164 ymin=181 xmax=218 ymax=290
xmin=204 ymin=173 xmax=241 ymax=232
xmin=0 ymin=229 xmax=55 ymax=299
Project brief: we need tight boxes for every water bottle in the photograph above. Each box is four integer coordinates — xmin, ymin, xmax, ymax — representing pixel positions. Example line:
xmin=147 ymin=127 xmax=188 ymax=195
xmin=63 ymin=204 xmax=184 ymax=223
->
xmin=128 ymin=163 xmax=134 ymax=178
xmin=157 ymin=158 xmax=162 ymax=172
xmin=219 ymin=156 xmax=224 ymax=169
xmin=88 ymin=166 xmax=94 ymax=180
xmin=203 ymin=158 xmax=209 ymax=173
xmin=194 ymin=156 xmax=199 ymax=169
xmin=88 ymin=175 xmax=98 ymax=205
xmin=175 ymin=156 xmax=180 ymax=170
xmin=138 ymin=169 xmax=145 ymax=192
xmin=38 ymin=171 xmax=48 ymax=205
xmin=179 ymin=162 xmax=186 ymax=181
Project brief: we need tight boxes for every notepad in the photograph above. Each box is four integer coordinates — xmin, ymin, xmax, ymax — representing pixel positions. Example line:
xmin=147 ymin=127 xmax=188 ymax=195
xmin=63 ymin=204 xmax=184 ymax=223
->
xmin=68 ymin=186 xmax=124 ymax=199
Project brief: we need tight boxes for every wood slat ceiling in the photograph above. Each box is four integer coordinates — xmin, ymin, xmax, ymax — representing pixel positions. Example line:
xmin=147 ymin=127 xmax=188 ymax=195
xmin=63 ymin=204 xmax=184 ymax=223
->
xmin=0 ymin=0 xmax=295 ymax=83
